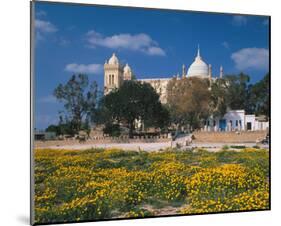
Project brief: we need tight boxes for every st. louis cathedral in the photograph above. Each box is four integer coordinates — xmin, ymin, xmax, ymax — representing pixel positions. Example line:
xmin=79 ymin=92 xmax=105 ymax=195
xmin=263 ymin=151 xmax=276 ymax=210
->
xmin=104 ymin=47 xmax=224 ymax=103
xmin=103 ymin=48 xmax=269 ymax=132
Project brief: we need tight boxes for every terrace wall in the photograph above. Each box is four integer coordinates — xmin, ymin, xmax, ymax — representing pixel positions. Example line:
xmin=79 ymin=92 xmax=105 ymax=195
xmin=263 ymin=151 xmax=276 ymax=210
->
xmin=193 ymin=131 xmax=267 ymax=143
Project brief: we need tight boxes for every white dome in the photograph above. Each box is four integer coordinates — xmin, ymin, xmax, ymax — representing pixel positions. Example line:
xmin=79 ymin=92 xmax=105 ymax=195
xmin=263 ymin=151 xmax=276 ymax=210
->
xmin=108 ymin=53 xmax=119 ymax=65
xmin=124 ymin=63 xmax=131 ymax=73
xmin=187 ymin=48 xmax=209 ymax=77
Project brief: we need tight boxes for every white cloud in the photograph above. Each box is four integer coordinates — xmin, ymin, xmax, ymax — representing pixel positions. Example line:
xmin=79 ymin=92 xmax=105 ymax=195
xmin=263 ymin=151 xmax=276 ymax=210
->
xmin=146 ymin=47 xmax=166 ymax=56
xmin=38 ymin=95 xmax=57 ymax=104
xmin=65 ymin=63 xmax=103 ymax=74
xmin=222 ymin=41 xmax=230 ymax=49
xmin=35 ymin=19 xmax=57 ymax=33
xmin=36 ymin=10 xmax=47 ymax=17
xmin=232 ymin=15 xmax=247 ymax=26
xmin=85 ymin=30 xmax=166 ymax=56
xmin=231 ymin=48 xmax=269 ymax=71
xmin=35 ymin=19 xmax=57 ymax=43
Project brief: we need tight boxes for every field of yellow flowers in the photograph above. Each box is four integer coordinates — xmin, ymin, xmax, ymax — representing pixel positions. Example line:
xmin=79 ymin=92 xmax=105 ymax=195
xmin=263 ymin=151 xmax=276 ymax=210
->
xmin=34 ymin=147 xmax=269 ymax=224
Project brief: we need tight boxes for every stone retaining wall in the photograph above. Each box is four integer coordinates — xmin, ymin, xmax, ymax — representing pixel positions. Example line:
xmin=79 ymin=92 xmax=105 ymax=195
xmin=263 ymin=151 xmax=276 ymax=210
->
xmin=34 ymin=136 xmax=171 ymax=149
xmin=193 ymin=131 xmax=267 ymax=143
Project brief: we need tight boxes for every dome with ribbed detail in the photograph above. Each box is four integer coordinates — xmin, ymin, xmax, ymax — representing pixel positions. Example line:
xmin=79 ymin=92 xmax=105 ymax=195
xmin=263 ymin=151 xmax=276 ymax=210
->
xmin=108 ymin=53 xmax=119 ymax=65
xmin=124 ymin=63 xmax=131 ymax=73
xmin=187 ymin=47 xmax=209 ymax=77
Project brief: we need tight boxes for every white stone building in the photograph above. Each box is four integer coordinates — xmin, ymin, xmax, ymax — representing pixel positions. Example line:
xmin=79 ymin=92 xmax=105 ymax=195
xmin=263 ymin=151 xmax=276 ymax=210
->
xmin=204 ymin=110 xmax=269 ymax=132
xmin=137 ymin=78 xmax=170 ymax=104
xmin=103 ymin=53 xmax=133 ymax=95
xmin=104 ymin=47 xmax=223 ymax=99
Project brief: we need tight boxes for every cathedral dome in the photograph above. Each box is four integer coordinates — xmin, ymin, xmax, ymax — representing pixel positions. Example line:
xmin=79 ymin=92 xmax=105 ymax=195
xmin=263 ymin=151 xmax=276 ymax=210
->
xmin=187 ymin=47 xmax=209 ymax=77
xmin=124 ymin=63 xmax=131 ymax=73
xmin=108 ymin=53 xmax=119 ymax=65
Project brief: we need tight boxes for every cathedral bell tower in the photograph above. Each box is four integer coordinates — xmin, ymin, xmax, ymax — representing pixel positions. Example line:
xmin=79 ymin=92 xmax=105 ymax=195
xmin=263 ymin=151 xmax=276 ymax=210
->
xmin=104 ymin=53 xmax=124 ymax=95
xmin=123 ymin=63 xmax=133 ymax=80
xmin=220 ymin=65 xmax=224 ymax=79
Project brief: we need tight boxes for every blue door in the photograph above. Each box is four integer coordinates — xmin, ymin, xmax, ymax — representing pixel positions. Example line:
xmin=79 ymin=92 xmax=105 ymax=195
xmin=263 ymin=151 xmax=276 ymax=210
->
xmin=219 ymin=119 xmax=226 ymax=131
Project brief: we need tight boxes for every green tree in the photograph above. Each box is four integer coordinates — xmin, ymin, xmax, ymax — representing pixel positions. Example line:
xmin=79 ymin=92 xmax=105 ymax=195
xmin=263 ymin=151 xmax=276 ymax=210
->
xmin=210 ymin=73 xmax=252 ymax=116
xmin=224 ymin=73 xmax=251 ymax=111
xmin=45 ymin=124 xmax=60 ymax=135
xmin=166 ymin=77 xmax=211 ymax=130
xmin=54 ymin=74 xmax=98 ymax=135
xmin=81 ymin=119 xmax=91 ymax=138
xmin=210 ymin=78 xmax=228 ymax=117
xmin=97 ymin=80 xmax=169 ymax=137
xmin=248 ymin=73 xmax=269 ymax=117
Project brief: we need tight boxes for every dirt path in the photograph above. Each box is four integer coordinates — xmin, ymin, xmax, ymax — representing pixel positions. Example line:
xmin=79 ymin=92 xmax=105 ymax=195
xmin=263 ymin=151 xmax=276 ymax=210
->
xmin=35 ymin=140 xmax=268 ymax=152
xmin=45 ymin=141 xmax=172 ymax=151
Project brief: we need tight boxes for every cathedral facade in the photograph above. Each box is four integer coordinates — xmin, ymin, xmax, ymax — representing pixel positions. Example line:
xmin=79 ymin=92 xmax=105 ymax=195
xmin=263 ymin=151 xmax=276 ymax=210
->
xmin=103 ymin=50 xmax=268 ymax=132
xmin=103 ymin=47 xmax=224 ymax=103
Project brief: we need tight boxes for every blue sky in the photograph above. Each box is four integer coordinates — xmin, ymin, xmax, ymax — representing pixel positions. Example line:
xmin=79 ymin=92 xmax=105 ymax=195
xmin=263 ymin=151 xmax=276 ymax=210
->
xmin=34 ymin=2 xmax=270 ymax=130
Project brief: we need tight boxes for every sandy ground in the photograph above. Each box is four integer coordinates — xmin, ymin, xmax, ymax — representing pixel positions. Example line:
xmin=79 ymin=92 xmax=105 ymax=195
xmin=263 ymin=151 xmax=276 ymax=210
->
xmin=45 ymin=141 xmax=171 ymax=151
xmin=39 ymin=140 xmax=268 ymax=152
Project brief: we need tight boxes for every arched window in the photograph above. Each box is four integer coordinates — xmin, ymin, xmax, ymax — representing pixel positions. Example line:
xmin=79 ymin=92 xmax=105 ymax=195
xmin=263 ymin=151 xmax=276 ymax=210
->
xmin=109 ymin=74 xmax=111 ymax=85
xmin=112 ymin=74 xmax=115 ymax=85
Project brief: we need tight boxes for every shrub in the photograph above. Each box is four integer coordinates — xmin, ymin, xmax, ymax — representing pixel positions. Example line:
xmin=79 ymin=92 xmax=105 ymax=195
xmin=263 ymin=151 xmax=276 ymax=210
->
xmin=222 ymin=145 xmax=229 ymax=150
xmin=103 ymin=123 xmax=121 ymax=137
xmin=230 ymin=145 xmax=246 ymax=149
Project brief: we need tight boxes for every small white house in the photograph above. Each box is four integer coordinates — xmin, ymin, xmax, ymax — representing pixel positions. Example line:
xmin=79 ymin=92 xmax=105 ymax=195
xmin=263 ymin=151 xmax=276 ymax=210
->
xmin=204 ymin=110 xmax=269 ymax=132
